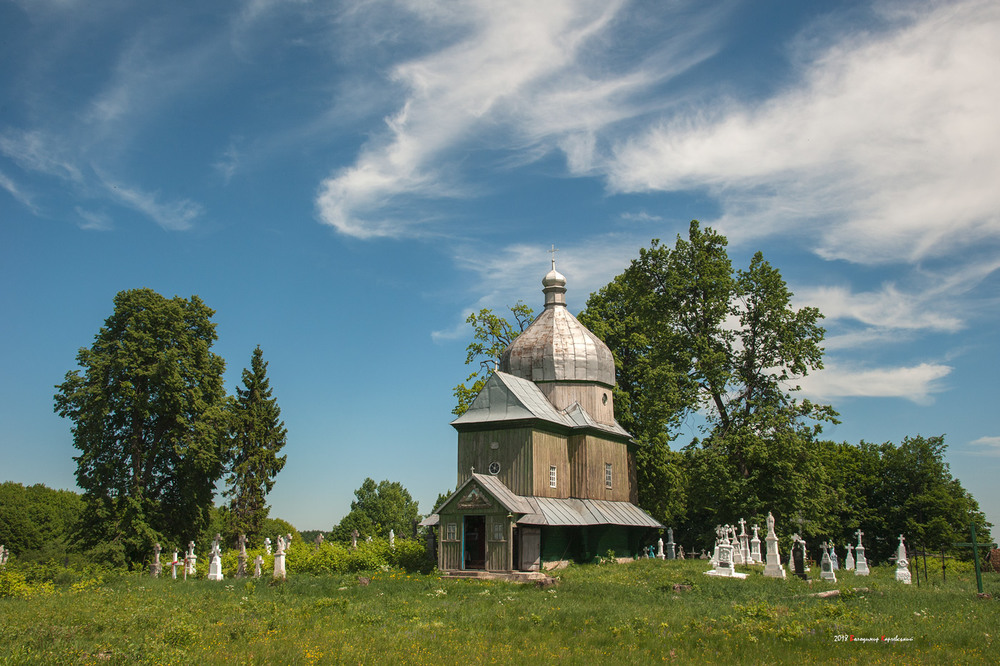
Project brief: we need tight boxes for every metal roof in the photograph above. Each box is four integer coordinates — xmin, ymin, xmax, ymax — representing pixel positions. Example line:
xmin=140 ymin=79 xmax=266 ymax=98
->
xmin=451 ymin=372 xmax=630 ymax=438
xmin=421 ymin=476 xmax=662 ymax=529
xmin=429 ymin=472 xmax=533 ymax=520
xmin=499 ymin=270 xmax=616 ymax=387
xmin=518 ymin=497 xmax=663 ymax=528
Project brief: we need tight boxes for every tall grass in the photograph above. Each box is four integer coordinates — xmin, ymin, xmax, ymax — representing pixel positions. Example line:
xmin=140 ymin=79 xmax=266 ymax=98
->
xmin=1 ymin=558 xmax=996 ymax=664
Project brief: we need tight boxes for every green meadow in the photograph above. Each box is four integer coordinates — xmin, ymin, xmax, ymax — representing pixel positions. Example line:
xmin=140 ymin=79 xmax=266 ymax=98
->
xmin=2 ymin=558 xmax=997 ymax=664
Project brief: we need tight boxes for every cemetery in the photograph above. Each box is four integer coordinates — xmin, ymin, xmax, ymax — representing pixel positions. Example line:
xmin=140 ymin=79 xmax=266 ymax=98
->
xmin=3 ymin=254 xmax=998 ymax=662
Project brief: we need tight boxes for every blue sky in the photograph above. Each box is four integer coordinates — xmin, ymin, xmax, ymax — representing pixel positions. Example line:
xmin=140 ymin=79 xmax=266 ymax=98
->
xmin=2 ymin=0 xmax=998 ymax=533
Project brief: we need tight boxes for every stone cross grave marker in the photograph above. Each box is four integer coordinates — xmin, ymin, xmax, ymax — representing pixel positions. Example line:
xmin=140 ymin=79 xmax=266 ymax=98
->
xmin=894 ymin=535 xmax=912 ymax=584
xmin=853 ymin=530 xmax=870 ymax=576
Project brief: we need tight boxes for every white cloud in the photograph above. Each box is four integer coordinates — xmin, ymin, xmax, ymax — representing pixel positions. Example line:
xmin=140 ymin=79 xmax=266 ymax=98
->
xmin=316 ymin=0 xmax=718 ymax=238
xmin=0 ymin=170 xmax=37 ymax=212
xmin=605 ymin=0 xmax=1000 ymax=265
xmin=968 ymin=436 xmax=1000 ymax=456
xmin=0 ymin=130 xmax=82 ymax=183
xmin=96 ymin=171 xmax=202 ymax=231
xmin=797 ymin=284 xmax=963 ymax=332
xmin=796 ymin=362 xmax=952 ymax=405
xmin=74 ymin=206 xmax=112 ymax=231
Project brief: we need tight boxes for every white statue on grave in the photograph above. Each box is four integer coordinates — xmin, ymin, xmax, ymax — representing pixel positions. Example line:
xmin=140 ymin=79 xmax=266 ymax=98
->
xmin=273 ymin=535 xmax=287 ymax=580
xmin=763 ymin=512 xmax=786 ymax=578
xmin=390 ymin=529 xmax=395 ymax=550
xmin=895 ymin=534 xmax=911 ymax=584
xmin=264 ymin=537 xmax=272 ymax=555
xmin=657 ymin=537 xmax=665 ymax=559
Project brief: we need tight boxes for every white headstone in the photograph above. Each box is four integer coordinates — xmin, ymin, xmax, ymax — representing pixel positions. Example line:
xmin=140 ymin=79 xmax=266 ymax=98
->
xmin=820 ymin=542 xmax=837 ymax=582
xmin=844 ymin=543 xmax=855 ymax=571
xmin=853 ymin=530 xmax=870 ymax=576
xmin=704 ymin=539 xmax=747 ymax=579
xmin=750 ymin=524 xmax=762 ymax=564
xmin=762 ymin=512 xmax=786 ymax=578
xmin=185 ymin=541 xmax=197 ymax=576
xmin=208 ymin=535 xmax=224 ymax=581
xmin=273 ymin=538 xmax=287 ymax=580
xmin=894 ymin=534 xmax=911 ymax=584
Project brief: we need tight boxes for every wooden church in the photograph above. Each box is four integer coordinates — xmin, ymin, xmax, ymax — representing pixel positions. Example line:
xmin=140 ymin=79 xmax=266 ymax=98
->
xmin=424 ymin=260 xmax=662 ymax=572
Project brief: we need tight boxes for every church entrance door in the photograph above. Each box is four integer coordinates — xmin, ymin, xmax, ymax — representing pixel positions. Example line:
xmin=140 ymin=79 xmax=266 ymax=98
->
xmin=520 ymin=527 xmax=541 ymax=571
xmin=463 ymin=515 xmax=486 ymax=570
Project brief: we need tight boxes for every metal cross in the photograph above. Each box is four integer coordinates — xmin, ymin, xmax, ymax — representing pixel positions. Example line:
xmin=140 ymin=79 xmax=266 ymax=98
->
xmin=549 ymin=244 xmax=558 ymax=269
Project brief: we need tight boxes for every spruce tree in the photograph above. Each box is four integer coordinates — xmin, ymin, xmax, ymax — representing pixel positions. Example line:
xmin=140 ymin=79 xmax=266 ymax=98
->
xmin=226 ymin=346 xmax=287 ymax=543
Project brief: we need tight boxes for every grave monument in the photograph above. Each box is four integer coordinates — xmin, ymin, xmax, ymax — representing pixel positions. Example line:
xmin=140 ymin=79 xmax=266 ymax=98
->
xmin=854 ymin=530 xmax=870 ymax=576
xmin=894 ymin=534 xmax=911 ymax=584
xmin=763 ymin=512 xmax=786 ymax=578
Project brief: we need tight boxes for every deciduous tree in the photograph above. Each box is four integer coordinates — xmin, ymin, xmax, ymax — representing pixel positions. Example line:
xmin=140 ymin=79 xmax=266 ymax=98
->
xmin=452 ymin=303 xmax=533 ymax=416
xmin=54 ymin=288 xmax=228 ymax=562
xmin=332 ymin=478 xmax=420 ymax=541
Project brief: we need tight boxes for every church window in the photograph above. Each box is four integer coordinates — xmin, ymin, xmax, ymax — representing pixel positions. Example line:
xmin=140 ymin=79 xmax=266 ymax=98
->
xmin=549 ymin=465 xmax=557 ymax=488
xmin=491 ymin=521 xmax=505 ymax=541
xmin=446 ymin=523 xmax=457 ymax=541
xmin=605 ymin=463 xmax=613 ymax=489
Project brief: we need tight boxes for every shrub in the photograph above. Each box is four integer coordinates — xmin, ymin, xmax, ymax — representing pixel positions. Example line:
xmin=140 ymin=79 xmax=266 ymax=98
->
xmin=393 ymin=539 xmax=434 ymax=573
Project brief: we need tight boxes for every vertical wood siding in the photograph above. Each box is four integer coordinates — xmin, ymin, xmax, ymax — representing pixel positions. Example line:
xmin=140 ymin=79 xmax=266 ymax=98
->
xmin=538 ymin=383 xmax=615 ymax=425
xmin=456 ymin=428 xmax=532 ymax=494
xmin=531 ymin=430 xmax=570 ymax=497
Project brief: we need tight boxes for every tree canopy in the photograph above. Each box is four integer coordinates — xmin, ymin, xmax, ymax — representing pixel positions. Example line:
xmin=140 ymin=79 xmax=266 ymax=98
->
xmin=225 ymin=345 xmax=287 ymax=544
xmin=332 ymin=478 xmax=420 ymax=541
xmin=53 ymin=288 xmax=229 ymax=563
xmin=452 ymin=302 xmax=533 ymax=416
xmin=450 ymin=224 xmax=990 ymax=557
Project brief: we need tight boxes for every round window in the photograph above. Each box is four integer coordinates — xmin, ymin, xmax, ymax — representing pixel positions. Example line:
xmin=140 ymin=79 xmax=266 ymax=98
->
xmin=488 ymin=461 xmax=501 ymax=475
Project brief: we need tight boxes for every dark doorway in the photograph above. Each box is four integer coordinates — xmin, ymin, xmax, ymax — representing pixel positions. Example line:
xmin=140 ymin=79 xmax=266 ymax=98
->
xmin=464 ymin=515 xmax=486 ymax=570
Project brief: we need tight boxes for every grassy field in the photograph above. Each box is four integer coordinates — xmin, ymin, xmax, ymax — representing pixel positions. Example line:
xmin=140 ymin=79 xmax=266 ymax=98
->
xmin=1 ymin=558 xmax=997 ymax=664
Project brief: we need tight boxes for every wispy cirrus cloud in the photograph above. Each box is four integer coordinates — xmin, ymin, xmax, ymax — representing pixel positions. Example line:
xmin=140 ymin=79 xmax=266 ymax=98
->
xmin=604 ymin=0 xmax=1000 ymax=265
xmin=317 ymin=0 xmax=720 ymax=239
xmin=0 ymin=170 xmax=38 ymax=213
